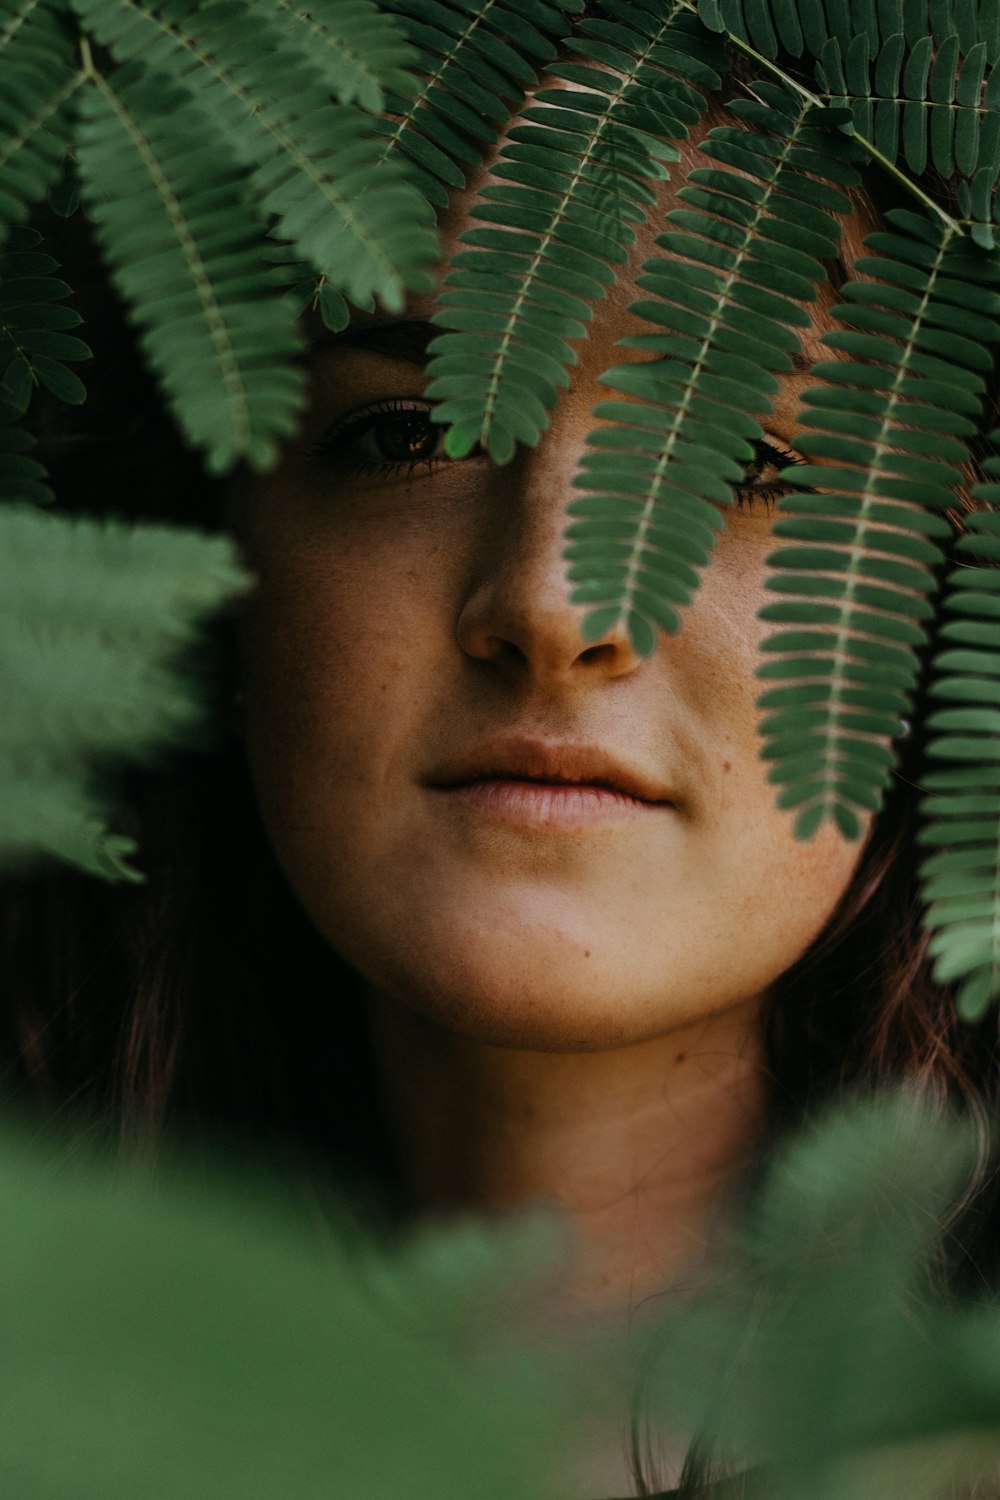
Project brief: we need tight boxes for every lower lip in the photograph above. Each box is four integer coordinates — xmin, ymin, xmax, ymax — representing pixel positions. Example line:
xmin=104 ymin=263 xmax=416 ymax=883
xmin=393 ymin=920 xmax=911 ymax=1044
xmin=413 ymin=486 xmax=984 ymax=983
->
xmin=430 ymin=779 xmax=667 ymax=827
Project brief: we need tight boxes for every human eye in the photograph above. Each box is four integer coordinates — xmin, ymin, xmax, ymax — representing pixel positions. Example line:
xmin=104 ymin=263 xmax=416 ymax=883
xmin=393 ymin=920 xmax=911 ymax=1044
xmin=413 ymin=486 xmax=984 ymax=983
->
xmin=306 ymin=398 xmax=460 ymax=482
xmin=733 ymin=436 xmax=805 ymax=513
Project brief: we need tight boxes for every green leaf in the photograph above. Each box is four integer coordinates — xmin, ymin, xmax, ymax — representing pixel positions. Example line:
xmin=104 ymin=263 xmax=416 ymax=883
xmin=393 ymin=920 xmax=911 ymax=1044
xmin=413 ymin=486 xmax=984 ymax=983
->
xmin=759 ymin=213 xmax=1000 ymax=839
xmin=0 ymin=391 xmax=51 ymax=506
xmin=370 ymin=0 xmax=580 ymax=206
xmin=47 ymin=153 xmax=82 ymax=217
xmin=0 ymin=1119 xmax=578 ymax=1500
xmin=0 ymin=227 xmax=90 ymax=422
xmin=272 ymin=0 xmax=418 ymax=114
xmin=75 ymin=63 xmax=306 ymax=474
xmin=564 ymin=87 xmax=858 ymax=656
xmin=919 ymin=427 xmax=1000 ymax=1020
xmin=641 ymin=1096 xmax=1000 ymax=1499
xmin=427 ymin=5 xmax=724 ymax=463
xmin=0 ymin=0 xmax=82 ymax=245
xmin=71 ymin=0 xmax=438 ymax=309
xmin=0 ymin=504 xmax=250 ymax=881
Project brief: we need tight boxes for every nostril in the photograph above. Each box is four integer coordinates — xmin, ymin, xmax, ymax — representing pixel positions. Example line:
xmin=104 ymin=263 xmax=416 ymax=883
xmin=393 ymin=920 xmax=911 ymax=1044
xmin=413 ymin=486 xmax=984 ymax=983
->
xmin=579 ymin=641 xmax=614 ymax=666
xmin=487 ymin=637 xmax=529 ymax=671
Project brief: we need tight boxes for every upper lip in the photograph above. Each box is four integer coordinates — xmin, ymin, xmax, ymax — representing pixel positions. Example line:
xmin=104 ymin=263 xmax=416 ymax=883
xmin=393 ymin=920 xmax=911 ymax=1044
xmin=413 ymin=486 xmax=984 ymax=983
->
xmin=425 ymin=738 xmax=673 ymax=804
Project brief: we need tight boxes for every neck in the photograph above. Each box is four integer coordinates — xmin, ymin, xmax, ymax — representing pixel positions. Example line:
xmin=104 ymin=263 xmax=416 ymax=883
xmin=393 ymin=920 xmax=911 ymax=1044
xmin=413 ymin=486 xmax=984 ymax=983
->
xmin=367 ymin=995 xmax=769 ymax=1316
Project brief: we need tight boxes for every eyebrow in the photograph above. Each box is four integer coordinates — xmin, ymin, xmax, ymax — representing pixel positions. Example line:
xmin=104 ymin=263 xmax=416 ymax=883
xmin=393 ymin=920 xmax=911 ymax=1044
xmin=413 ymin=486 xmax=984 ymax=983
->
xmin=307 ymin=318 xmax=437 ymax=365
xmin=307 ymin=315 xmax=824 ymax=378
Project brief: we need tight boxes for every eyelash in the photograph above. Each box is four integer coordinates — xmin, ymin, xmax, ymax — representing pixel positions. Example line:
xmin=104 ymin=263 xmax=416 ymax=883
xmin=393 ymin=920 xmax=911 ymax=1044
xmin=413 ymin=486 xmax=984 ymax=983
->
xmin=735 ymin=439 xmax=805 ymax=512
xmin=307 ymin=398 xmax=802 ymax=509
xmin=307 ymin=398 xmax=450 ymax=482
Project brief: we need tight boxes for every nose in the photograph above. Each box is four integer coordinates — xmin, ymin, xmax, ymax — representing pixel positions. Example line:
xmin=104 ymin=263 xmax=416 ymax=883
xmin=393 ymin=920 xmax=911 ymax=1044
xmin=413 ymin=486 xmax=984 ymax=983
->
xmin=455 ymin=445 xmax=645 ymax=684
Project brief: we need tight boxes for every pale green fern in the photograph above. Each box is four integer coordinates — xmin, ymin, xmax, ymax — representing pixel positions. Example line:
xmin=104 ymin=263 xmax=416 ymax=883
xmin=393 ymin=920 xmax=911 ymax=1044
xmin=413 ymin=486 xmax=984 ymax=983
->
xmin=0 ymin=503 xmax=249 ymax=879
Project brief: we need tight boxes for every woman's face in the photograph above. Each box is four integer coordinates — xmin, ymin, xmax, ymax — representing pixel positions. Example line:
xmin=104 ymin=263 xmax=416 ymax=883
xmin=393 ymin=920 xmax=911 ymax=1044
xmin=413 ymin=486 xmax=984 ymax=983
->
xmin=227 ymin=121 xmax=870 ymax=1052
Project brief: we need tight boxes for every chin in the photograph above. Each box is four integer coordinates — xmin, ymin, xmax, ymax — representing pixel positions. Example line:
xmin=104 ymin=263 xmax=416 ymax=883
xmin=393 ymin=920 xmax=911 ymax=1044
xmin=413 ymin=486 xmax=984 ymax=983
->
xmin=378 ymin=968 xmax=658 ymax=1052
xmin=296 ymin=855 xmax=820 ymax=1054
xmin=334 ymin=900 xmax=729 ymax=1053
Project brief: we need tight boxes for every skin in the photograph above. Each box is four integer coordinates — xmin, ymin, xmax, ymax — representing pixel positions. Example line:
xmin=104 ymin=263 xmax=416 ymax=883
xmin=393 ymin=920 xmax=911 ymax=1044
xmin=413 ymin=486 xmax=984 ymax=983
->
xmin=225 ymin=116 xmax=873 ymax=1326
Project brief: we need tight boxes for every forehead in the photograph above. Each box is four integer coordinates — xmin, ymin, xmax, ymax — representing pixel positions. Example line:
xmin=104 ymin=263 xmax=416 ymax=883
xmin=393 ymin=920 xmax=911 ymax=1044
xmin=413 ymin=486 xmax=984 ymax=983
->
xmin=302 ymin=81 xmax=871 ymax=438
xmin=318 ymin=80 xmax=871 ymax=364
xmin=437 ymin=80 xmax=868 ymax=263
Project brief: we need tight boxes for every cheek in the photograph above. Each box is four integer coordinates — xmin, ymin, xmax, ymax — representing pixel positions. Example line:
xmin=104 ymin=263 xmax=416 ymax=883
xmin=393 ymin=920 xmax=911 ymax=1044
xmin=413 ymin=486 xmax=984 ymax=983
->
xmin=648 ymin=537 xmax=869 ymax=987
xmin=232 ymin=525 xmax=448 ymax=872
xmin=671 ymin=527 xmax=777 ymax=765
xmin=709 ymin=814 xmax=866 ymax=967
xmin=238 ymin=495 xmax=448 ymax=711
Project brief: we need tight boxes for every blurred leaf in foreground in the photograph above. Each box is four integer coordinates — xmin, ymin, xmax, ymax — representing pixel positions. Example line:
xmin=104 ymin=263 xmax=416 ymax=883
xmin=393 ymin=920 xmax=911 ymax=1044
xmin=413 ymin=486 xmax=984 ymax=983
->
xmin=0 ymin=503 xmax=250 ymax=881
xmin=642 ymin=1093 xmax=1000 ymax=1500
xmin=0 ymin=1120 xmax=583 ymax=1500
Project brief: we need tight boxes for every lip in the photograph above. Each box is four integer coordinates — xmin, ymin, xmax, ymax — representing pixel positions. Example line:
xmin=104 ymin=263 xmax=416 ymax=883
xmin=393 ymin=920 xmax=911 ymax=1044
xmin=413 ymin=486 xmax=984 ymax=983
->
xmin=424 ymin=738 xmax=674 ymax=827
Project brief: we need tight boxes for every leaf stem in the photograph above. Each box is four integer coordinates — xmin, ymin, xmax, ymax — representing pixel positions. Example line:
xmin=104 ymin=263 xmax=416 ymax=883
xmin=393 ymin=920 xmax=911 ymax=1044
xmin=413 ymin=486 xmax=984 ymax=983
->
xmin=682 ymin=14 xmax=966 ymax=235
xmin=79 ymin=35 xmax=95 ymax=80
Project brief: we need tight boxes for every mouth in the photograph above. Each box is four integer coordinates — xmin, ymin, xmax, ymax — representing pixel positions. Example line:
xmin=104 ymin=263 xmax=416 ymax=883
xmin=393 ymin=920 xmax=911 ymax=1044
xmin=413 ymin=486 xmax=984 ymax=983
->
xmin=424 ymin=740 xmax=674 ymax=828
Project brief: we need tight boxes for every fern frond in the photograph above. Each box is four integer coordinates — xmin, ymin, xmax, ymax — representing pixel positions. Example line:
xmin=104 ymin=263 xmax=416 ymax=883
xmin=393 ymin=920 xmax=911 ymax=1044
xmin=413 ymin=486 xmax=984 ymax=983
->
xmin=263 ymin=242 xmax=359 ymax=335
xmin=696 ymin=0 xmax=813 ymax=59
xmin=0 ymin=766 xmax=145 ymax=881
xmin=0 ymin=224 xmax=89 ymax=418
xmin=696 ymin=0 xmax=888 ymax=61
xmin=426 ymin=4 xmax=724 ymax=464
xmin=698 ymin=0 xmax=1000 ymax=252
xmin=564 ymin=87 xmax=858 ymax=657
xmin=371 ymin=0 xmax=582 ymax=207
xmin=817 ymin=31 xmax=1000 ymax=183
xmin=647 ymin=1096 xmax=997 ymax=1500
xmin=901 ymin=0 xmax=1000 ymax=54
xmin=0 ymin=394 xmax=50 ymax=505
xmin=0 ymin=225 xmax=83 ymax=504
xmin=75 ymin=62 xmax=305 ymax=474
xmin=0 ymin=0 xmax=82 ymax=244
xmin=918 ymin=433 xmax=1000 ymax=1021
xmin=71 ymin=0 xmax=438 ymax=309
xmin=697 ymin=0 xmax=1000 ymax=61
xmin=758 ymin=211 xmax=1000 ymax=840
xmin=273 ymin=0 xmax=418 ymax=114
xmin=0 ymin=503 xmax=250 ymax=880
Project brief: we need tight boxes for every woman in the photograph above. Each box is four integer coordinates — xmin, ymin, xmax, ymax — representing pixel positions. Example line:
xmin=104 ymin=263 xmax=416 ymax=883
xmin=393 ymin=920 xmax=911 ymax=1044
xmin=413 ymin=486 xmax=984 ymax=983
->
xmin=3 ymin=23 xmax=996 ymax=1500
xmin=222 ymin=115 xmax=863 ymax=1300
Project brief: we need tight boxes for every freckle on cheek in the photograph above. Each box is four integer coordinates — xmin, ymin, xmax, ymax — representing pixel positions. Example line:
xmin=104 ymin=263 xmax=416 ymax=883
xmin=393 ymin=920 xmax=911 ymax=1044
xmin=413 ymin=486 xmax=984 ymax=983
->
xmin=723 ymin=761 xmax=731 ymax=773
